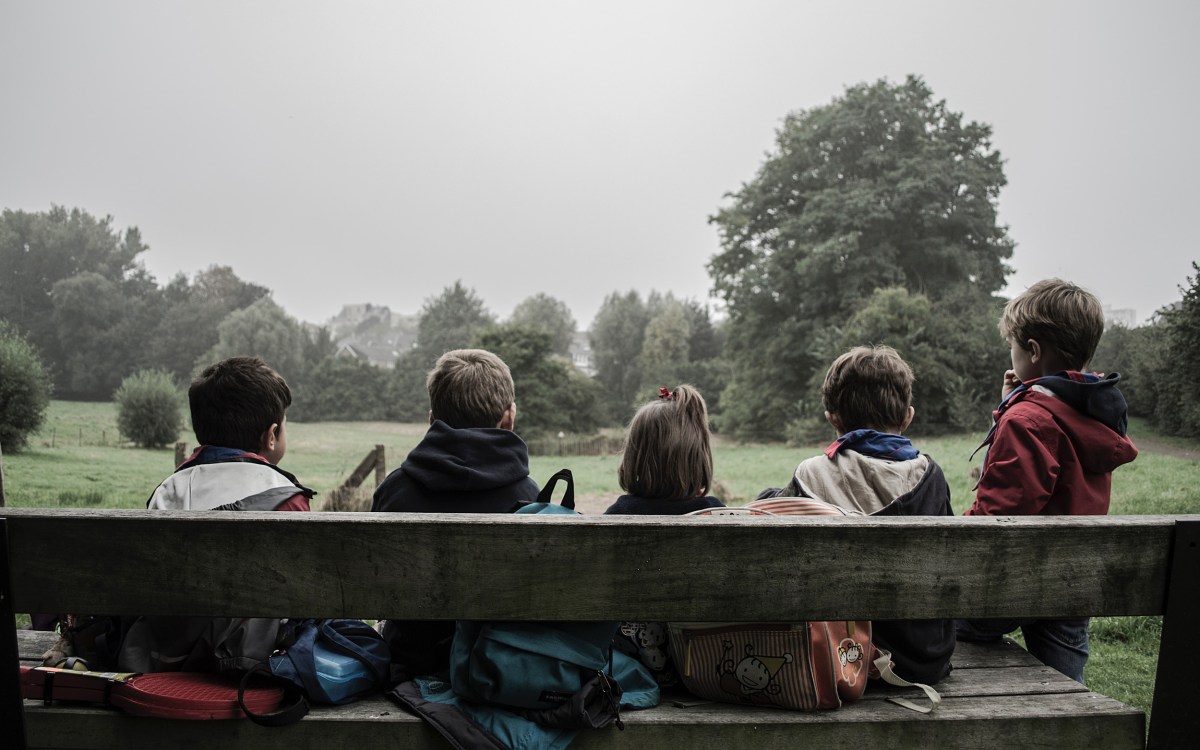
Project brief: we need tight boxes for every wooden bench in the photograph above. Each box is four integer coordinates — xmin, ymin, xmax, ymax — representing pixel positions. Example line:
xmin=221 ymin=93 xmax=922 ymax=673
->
xmin=3 ymin=509 xmax=1197 ymax=749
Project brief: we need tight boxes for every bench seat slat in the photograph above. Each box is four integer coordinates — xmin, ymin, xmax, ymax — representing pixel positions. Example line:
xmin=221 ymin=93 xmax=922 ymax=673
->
xmin=20 ymin=692 xmax=1145 ymax=750
xmin=2 ymin=510 xmax=1185 ymax=621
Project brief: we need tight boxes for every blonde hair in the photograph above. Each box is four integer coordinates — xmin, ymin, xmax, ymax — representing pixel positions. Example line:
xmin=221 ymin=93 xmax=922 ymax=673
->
xmin=619 ymin=384 xmax=713 ymax=500
xmin=1000 ymin=278 xmax=1104 ymax=370
xmin=822 ymin=345 xmax=914 ymax=432
xmin=426 ymin=349 xmax=515 ymax=428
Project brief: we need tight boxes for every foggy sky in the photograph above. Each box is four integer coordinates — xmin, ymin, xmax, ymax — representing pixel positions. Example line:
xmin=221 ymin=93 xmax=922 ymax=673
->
xmin=2 ymin=1 xmax=1196 ymax=329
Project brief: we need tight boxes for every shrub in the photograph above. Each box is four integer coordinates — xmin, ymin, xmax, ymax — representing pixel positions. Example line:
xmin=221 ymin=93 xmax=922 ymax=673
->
xmin=114 ymin=369 xmax=183 ymax=448
xmin=0 ymin=322 xmax=53 ymax=452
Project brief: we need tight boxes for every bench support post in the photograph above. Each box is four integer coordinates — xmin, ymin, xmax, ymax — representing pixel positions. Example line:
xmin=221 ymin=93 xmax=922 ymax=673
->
xmin=1147 ymin=519 xmax=1200 ymax=749
xmin=1 ymin=517 xmax=27 ymax=749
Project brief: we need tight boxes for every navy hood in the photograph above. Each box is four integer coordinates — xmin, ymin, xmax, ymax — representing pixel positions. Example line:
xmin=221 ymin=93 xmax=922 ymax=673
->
xmin=400 ymin=420 xmax=533 ymax=493
xmin=1031 ymin=371 xmax=1129 ymax=436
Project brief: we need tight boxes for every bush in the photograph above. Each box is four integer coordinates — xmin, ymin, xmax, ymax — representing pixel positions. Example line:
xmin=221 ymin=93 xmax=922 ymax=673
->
xmin=0 ymin=322 xmax=53 ymax=451
xmin=114 ymin=369 xmax=183 ymax=448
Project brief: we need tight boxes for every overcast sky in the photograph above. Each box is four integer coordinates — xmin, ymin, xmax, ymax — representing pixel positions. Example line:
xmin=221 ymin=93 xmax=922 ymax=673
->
xmin=2 ymin=1 xmax=1196 ymax=329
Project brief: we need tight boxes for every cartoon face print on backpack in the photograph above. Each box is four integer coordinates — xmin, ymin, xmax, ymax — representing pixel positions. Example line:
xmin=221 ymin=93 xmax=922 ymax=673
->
xmin=718 ymin=641 xmax=794 ymax=703
xmin=837 ymin=637 xmax=868 ymax=686
xmin=619 ymin=622 xmax=670 ymax=670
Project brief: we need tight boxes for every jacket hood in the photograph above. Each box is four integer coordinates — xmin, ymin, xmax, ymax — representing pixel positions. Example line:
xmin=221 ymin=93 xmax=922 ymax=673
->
xmin=999 ymin=372 xmax=1138 ymax=475
xmin=1030 ymin=371 xmax=1129 ymax=436
xmin=400 ymin=420 xmax=533 ymax=493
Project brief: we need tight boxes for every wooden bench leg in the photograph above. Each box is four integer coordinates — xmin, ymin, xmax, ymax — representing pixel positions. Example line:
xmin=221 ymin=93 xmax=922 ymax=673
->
xmin=1147 ymin=518 xmax=1200 ymax=750
xmin=1 ymin=517 xmax=28 ymax=750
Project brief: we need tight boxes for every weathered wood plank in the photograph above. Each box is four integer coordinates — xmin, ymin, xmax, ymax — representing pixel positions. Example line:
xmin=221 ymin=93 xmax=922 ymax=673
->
xmin=1 ymin=510 xmax=1185 ymax=621
xmin=945 ymin=639 xmax=1043 ymax=669
xmin=21 ymin=691 xmax=1144 ymax=750
xmin=15 ymin=632 xmax=1067 ymax=701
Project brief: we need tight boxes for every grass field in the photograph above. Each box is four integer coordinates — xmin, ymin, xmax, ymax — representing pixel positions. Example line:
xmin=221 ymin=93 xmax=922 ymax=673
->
xmin=4 ymin=402 xmax=1196 ymax=724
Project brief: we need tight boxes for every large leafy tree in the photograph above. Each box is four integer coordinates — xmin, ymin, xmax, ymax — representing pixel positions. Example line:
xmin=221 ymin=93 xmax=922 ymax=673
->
xmin=1148 ymin=264 xmax=1200 ymax=435
xmin=476 ymin=324 xmax=603 ymax=437
xmin=414 ymin=281 xmax=496 ymax=360
xmin=0 ymin=206 xmax=156 ymax=397
xmin=709 ymin=76 xmax=1014 ymax=439
xmin=387 ymin=282 xmax=497 ymax=422
xmin=509 ymin=293 xmax=577 ymax=356
xmin=147 ymin=266 xmax=271 ymax=382
xmin=201 ymin=298 xmax=309 ymax=385
xmin=589 ymin=290 xmax=651 ymax=424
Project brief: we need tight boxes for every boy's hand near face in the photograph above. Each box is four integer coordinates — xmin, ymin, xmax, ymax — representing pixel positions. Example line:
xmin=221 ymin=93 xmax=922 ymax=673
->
xmin=1001 ymin=369 xmax=1022 ymax=400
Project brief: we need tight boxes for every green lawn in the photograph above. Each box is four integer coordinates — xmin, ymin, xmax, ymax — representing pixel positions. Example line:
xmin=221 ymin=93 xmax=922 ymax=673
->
xmin=4 ymin=402 xmax=1194 ymax=725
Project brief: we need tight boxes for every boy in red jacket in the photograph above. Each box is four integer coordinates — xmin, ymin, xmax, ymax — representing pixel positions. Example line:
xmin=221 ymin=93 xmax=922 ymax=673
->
xmin=958 ymin=279 xmax=1138 ymax=683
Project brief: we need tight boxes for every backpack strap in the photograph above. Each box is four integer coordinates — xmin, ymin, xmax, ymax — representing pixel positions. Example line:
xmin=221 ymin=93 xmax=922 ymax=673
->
xmin=237 ymin=662 xmax=309 ymax=727
xmin=537 ymin=469 xmax=575 ymax=510
xmin=871 ymin=648 xmax=941 ymax=713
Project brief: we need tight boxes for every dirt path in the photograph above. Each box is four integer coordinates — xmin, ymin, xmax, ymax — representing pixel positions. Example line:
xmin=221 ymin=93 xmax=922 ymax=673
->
xmin=1130 ymin=434 xmax=1200 ymax=461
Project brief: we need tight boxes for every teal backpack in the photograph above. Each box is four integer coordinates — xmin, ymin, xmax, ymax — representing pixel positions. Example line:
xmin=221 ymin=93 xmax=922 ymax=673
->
xmin=449 ymin=469 xmax=657 ymax=730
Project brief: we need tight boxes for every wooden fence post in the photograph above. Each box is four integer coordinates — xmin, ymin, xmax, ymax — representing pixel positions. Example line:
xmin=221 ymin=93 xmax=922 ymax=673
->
xmin=174 ymin=442 xmax=188 ymax=468
xmin=374 ymin=445 xmax=386 ymax=486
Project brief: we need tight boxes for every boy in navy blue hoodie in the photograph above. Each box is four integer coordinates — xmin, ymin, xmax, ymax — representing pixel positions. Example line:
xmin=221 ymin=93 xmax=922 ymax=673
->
xmin=372 ymin=348 xmax=539 ymax=675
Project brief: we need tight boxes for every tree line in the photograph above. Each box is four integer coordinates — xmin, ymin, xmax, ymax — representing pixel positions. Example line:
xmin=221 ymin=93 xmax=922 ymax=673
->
xmin=2 ymin=75 xmax=1193 ymax=450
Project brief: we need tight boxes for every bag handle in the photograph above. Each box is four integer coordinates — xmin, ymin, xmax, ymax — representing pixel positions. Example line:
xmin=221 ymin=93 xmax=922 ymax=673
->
xmin=237 ymin=662 xmax=310 ymax=727
xmin=871 ymin=649 xmax=941 ymax=714
xmin=536 ymin=469 xmax=575 ymax=510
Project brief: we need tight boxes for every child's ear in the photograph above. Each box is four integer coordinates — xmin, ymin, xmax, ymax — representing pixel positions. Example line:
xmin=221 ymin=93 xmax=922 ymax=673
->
xmin=824 ymin=411 xmax=845 ymax=434
xmin=899 ymin=406 xmax=915 ymax=433
xmin=1026 ymin=338 xmax=1042 ymax=363
xmin=259 ymin=423 xmax=279 ymax=454
xmin=497 ymin=402 xmax=517 ymax=431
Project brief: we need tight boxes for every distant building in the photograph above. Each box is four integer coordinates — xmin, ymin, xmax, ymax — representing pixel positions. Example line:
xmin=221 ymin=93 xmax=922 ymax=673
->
xmin=569 ymin=331 xmax=594 ymax=376
xmin=326 ymin=303 xmax=419 ymax=368
xmin=1103 ymin=307 xmax=1138 ymax=328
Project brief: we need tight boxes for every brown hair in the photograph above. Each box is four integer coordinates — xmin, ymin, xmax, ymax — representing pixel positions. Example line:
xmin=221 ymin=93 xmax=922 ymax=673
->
xmin=189 ymin=357 xmax=291 ymax=453
xmin=426 ymin=349 xmax=515 ymax=428
xmin=822 ymin=345 xmax=914 ymax=432
xmin=619 ymin=384 xmax=713 ymax=500
xmin=999 ymin=278 xmax=1105 ymax=370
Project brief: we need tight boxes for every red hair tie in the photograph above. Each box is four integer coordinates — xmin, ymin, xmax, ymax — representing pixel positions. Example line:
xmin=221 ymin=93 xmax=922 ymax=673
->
xmin=658 ymin=387 xmax=675 ymax=401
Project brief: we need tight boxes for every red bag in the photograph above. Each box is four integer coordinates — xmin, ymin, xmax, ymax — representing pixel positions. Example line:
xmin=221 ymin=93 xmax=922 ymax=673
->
xmin=20 ymin=666 xmax=285 ymax=720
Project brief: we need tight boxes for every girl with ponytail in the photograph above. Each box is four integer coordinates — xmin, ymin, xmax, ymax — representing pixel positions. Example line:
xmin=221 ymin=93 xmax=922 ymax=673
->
xmin=603 ymin=384 xmax=725 ymax=515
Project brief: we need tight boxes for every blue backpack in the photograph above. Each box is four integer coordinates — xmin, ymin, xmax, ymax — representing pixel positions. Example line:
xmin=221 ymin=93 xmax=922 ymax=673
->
xmin=450 ymin=469 xmax=656 ymax=730
xmin=238 ymin=618 xmax=391 ymax=726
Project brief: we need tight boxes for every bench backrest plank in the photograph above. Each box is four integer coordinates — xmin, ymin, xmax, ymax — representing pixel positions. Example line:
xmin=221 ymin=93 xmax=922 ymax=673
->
xmin=0 ymin=509 xmax=1187 ymax=621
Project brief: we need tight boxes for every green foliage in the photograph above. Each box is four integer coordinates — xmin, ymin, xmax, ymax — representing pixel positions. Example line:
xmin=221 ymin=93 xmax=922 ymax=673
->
xmin=1091 ymin=322 xmax=1167 ymax=423
xmin=1147 ymin=263 xmax=1200 ymax=435
xmin=509 ymin=293 xmax=576 ymax=356
xmin=709 ymin=76 xmax=1014 ymax=439
xmin=414 ymin=280 xmax=495 ymax=359
xmin=383 ymin=282 xmax=499 ymax=424
xmin=50 ymin=269 xmax=165 ymax=399
xmin=386 ymin=352 xmax=433 ymax=423
xmin=292 ymin=356 xmax=392 ymax=422
xmin=0 ymin=206 xmax=153 ymax=398
xmin=589 ymin=290 xmax=650 ymax=424
xmin=0 ymin=321 xmax=52 ymax=451
xmin=476 ymin=324 xmax=604 ymax=437
xmin=202 ymin=298 xmax=309 ymax=385
xmin=147 ymin=266 xmax=270 ymax=383
xmin=817 ymin=286 xmax=1007 ymax=434
xmin=114 ymin=369 xmax=183 ymax=448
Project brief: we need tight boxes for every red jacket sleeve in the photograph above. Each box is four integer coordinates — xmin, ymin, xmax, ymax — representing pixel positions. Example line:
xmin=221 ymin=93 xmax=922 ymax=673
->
xmin=966 ymin=410 xmax=1061 ymax=516
xmin=273 ymin=493 xmax=311 ymax=512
